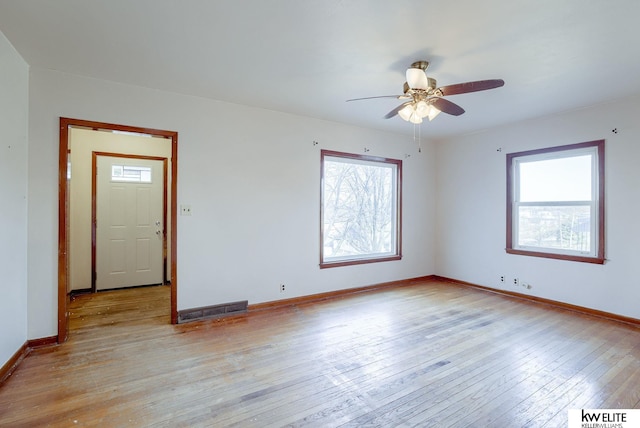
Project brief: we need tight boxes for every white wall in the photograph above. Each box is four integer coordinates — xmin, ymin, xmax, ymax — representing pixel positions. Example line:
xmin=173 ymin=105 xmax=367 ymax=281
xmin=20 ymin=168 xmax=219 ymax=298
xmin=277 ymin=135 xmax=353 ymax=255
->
xmin=435 ymin=95 xmax=640 ymax=319
xmin=0 ymin=31 xmax=28 ymax=366
xmin=27 ymin=68 xmax=436 ymax=338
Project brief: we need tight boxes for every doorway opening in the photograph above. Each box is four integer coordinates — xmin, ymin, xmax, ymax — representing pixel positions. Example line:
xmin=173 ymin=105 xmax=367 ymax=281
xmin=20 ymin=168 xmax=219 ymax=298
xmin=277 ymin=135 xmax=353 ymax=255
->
xmin=58 ymin=117 xmax=178 ymax=343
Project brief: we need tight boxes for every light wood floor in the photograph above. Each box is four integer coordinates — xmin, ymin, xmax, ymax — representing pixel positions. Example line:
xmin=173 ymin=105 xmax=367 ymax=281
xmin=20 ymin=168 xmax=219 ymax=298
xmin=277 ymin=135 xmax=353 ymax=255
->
xmin=1 ymin=279 xmax=639 ymax=427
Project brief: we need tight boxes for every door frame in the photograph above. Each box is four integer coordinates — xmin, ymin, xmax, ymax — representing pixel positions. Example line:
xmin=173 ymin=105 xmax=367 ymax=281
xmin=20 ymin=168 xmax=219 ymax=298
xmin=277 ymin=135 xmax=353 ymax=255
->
xmin=92 ymin=152 xmax=169 ymax=291
xmin=58 ymin=117 xmax=178 ymax=343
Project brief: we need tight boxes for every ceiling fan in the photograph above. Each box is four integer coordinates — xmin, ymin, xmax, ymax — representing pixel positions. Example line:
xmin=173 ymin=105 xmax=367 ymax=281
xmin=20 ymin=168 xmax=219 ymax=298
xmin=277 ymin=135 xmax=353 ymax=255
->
xmin=347 ymin=60 xmax=504 ymax=124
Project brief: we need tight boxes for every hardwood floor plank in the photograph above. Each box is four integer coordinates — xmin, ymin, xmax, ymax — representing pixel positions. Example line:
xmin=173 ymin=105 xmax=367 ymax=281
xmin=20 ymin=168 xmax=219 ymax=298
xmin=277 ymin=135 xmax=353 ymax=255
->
xmin=516 ymin=330 xmax=635 ymax=426
xmin=1 ymin=280 xmax=639 ymax=427
xmin=355 ymin=322 xmax=572 ymax=426
xmin=365 ymin=306 xmax=577 ymax=425
xmin=469 ymin=326 xmax=629 ymax=427
xmin=541 ymin=352 xmax=640 ymax=427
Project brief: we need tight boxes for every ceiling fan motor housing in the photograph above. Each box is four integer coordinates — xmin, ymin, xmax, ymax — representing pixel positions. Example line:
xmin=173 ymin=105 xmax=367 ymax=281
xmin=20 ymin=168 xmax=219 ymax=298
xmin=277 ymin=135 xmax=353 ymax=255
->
xmin=410 ymin=60 xmax=429 ymax=71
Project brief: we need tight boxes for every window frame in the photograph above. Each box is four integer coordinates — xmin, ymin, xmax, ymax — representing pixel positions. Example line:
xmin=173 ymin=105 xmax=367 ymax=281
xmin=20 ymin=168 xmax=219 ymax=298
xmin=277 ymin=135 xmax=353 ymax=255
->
xmin=320 ymin=150 xmax=402 ymax=269
xmin=506 ymin=140 xmax=605 ymax=264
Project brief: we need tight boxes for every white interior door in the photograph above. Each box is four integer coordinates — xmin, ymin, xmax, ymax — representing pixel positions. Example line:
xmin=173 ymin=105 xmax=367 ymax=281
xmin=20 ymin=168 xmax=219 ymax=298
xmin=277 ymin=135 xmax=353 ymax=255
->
xmin=96 ymin=155 xmax=164 ymax=290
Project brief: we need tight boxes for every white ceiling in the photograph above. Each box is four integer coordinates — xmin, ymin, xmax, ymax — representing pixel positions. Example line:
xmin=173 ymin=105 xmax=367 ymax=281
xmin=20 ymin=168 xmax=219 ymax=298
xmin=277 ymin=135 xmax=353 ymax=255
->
xmin=1 ymin=0 xmax=639 ymax=138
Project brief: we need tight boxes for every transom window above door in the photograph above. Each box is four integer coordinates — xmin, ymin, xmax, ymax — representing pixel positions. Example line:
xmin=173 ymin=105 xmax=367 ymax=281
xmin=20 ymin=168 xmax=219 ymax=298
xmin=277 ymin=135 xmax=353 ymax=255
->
xmin=111 ymin=165 xmax=152 ymax=183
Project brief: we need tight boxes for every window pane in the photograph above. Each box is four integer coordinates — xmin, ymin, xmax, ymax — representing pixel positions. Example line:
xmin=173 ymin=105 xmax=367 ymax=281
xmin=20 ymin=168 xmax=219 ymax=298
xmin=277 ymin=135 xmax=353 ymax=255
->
xmin=111 ymin=165 xmax=152 ymax=183
xmin=517 ymin=205 xmax=591 ymax=252
xmin=323 ymin=155 xmax=396 ymax=262
xmin=519 ymin=155 xmax=592 ymax=202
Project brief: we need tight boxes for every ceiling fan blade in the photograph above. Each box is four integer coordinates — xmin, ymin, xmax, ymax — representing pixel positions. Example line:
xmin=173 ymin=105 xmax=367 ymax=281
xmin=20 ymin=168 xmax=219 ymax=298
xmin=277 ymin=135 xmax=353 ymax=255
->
xmin=438 ymin=79 xmax=505 ymax=96
xmin=431 ymin=97 xmax=465 ymax=116
xmin=346 ymin=95 xmax=406 ymax=102
xmin=384 ymin=102 xmax=411 ymax=119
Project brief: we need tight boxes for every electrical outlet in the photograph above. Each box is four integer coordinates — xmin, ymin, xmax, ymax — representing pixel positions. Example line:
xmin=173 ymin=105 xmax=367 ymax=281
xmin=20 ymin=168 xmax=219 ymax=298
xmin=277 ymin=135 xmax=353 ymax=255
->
xmin=513 ymin=278 xmax=519 ymax=286
xmin=180 ymin=205 xmax=192 ymax=216
xmin=500 ymin=275 xmax=505 ymax=284
xmin=280 ymin=284 xmax=285 ymax=292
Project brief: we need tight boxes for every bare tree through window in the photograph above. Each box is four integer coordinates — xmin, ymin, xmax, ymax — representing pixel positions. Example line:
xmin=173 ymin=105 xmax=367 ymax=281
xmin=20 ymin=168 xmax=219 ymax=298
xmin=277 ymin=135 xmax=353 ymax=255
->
xmin=320 ymin=151 xmax=401 ymax=268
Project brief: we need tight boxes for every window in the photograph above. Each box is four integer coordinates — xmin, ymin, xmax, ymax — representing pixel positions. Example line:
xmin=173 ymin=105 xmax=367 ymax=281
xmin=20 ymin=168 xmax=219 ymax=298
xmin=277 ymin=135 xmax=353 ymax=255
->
xmin=320 ymin=150 xmax=402 ymax=268
xmin=111 ymin=165 xmax=152 ymax=183
xmin=506 ymin=140 xmax=604 ymax=264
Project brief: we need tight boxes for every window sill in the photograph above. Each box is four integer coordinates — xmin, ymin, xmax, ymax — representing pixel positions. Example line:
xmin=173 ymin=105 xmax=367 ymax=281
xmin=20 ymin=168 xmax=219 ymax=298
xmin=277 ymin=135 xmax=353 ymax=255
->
xmin=506 ymin=248 xmax=605 ymax=264
xmin=320 ymin=255 xmax=402 ymax=269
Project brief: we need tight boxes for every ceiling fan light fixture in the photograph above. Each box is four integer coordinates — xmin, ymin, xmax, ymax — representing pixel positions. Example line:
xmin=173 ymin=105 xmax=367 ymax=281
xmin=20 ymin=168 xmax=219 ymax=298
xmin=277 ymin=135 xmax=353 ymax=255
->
xmin=427 ymin=106 xmax=441 ymax=121
xmin=406 ymin=68 xmax=429 ymax=90
xmin=398 ymin=103 xmax=415 ymax=121
xmin=415 ymin=100 xmax=429 ymax=117
xmin=398 ymin=103 xmax=423 ymax=124
xmin=409 ymin=112 xmax=423 ymax=124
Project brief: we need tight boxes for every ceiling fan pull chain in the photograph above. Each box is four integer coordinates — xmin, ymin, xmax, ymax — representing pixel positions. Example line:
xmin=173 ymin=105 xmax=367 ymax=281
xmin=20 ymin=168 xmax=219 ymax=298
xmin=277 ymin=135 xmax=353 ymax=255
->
xmin=413 ymin=123 xmax=422 ymax=153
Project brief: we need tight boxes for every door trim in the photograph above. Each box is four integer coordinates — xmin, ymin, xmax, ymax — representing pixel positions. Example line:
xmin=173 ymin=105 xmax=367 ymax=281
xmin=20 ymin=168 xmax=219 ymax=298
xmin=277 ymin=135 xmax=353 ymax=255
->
xmin=92 ymin=152 xmax=169 ymax=291
xmin=58 ymin=117 xmax=179 ymax=343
